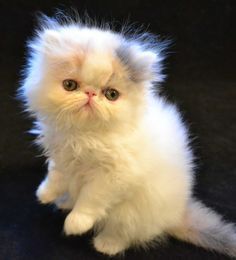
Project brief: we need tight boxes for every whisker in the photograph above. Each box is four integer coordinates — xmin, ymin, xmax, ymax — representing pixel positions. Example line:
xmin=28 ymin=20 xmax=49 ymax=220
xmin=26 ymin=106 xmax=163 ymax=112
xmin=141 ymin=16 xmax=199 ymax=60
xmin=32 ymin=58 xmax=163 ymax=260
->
xmin=55 ymin=97 xmax=87 ymax=123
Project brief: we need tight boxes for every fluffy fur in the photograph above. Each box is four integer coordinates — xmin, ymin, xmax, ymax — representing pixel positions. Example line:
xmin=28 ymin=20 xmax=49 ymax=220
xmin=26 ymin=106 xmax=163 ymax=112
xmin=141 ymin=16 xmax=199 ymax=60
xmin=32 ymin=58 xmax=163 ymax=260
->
xmin=18 ymin=13 xmax=236 ymax=257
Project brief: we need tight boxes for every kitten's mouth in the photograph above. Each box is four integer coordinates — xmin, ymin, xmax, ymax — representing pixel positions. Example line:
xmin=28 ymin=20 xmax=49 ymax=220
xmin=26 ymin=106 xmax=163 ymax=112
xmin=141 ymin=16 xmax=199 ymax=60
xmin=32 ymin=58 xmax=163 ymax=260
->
xmin=85 ymin=100 xmax=92 ymax=107
xmin=81 ymin=100 xmax=94 ymax=110
xmin=76 ymin=98 xmax=97 ymax=114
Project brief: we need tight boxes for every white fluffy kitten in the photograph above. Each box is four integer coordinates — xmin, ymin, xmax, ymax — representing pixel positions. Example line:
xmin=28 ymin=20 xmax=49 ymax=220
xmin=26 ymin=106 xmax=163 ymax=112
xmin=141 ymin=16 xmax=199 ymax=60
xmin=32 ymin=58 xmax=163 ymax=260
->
xmin=19 ymin=13 xmax=236 ymax=257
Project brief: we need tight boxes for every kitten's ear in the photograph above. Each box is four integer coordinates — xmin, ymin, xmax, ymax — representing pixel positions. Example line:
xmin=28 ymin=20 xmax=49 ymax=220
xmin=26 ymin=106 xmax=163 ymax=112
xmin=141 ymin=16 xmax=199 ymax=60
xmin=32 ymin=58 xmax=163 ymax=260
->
xmin=116 ymin=42 xmax=165 ymax=83
xmin=29 ymin=29 xmax=62 ymax=55
xmin=43 ymin=29 xmax=61 ymax=45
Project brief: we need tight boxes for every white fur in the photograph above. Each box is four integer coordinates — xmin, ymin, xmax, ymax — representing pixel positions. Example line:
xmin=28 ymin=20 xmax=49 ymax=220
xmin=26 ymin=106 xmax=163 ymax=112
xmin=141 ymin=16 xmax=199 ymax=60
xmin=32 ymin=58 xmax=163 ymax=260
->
xmin=19 ymin=15 xmax=236 ymax=257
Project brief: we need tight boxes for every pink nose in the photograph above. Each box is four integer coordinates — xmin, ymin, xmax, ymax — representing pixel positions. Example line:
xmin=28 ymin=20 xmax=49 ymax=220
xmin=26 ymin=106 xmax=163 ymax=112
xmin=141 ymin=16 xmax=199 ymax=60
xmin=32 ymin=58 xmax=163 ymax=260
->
xmin=85 ymin=90 xmax=97 ymax=98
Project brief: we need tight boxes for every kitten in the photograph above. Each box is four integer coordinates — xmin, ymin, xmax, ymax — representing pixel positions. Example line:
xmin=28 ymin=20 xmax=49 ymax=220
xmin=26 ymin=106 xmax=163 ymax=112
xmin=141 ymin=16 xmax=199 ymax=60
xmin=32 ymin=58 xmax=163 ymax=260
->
xmin=19 ymin=13 xmax=236 ymax=257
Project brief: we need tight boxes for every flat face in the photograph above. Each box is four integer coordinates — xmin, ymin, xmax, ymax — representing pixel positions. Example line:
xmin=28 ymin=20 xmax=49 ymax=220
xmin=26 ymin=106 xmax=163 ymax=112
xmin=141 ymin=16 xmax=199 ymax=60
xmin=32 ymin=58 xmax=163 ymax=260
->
xmin=24 ymin=26 xmax=150 ymax=129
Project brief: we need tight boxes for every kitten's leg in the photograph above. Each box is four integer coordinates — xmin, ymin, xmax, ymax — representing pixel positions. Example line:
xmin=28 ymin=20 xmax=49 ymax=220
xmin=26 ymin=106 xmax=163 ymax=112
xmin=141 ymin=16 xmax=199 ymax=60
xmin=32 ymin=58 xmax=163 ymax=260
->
xmin=36 ymin=160 xmax=67 ymax=204
xmin=93 ymin=222 xmax=128 ymax=256
xmin=93 ymin=193 xmax=166 ymax=255
xmin=64 ymin=172 xmax=126 ymax=236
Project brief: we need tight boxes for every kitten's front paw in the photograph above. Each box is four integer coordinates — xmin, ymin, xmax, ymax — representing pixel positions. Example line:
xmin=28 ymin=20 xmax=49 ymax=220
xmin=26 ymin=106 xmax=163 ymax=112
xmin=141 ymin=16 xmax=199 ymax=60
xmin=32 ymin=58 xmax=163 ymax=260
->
xmin=94 ymin=234 xmax=126 ymax=256
xmin=36 ymin=181 xmax=57 ymax=204
xmin=64 ymin=212 xmax=94 ymax=235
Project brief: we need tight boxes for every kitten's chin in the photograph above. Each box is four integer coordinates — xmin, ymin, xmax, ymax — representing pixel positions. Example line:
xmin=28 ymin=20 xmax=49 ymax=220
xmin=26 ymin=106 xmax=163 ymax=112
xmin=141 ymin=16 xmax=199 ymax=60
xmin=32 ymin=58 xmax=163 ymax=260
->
xmin=77 ymin=108 xmax=95 ymax=120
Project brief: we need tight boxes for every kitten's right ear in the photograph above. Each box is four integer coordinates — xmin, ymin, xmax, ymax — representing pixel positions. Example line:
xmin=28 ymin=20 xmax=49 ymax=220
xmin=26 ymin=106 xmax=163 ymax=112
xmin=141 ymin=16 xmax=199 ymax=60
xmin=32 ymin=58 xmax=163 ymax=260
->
xmin=29 ymin=29 xmax=61 ymax=55
xmin=43 ymin=30 xmax=61 ymax=45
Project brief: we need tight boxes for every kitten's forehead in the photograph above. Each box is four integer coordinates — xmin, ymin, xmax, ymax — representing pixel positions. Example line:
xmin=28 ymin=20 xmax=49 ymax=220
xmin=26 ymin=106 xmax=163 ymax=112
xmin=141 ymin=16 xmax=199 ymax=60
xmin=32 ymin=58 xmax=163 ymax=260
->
xmin=41 ymin=25 xmax=159 ymax=85
xmin=47 ymin=27 xmax=118 ymax=86
xmin=79 ymin=51 xmax=114 ymax=86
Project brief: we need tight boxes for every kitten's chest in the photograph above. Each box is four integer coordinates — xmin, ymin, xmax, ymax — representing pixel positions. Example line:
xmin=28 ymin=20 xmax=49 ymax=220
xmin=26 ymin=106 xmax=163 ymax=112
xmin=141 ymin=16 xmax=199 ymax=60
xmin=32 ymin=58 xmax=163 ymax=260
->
xmin=49 ymin=133 xmax=116 ymax=174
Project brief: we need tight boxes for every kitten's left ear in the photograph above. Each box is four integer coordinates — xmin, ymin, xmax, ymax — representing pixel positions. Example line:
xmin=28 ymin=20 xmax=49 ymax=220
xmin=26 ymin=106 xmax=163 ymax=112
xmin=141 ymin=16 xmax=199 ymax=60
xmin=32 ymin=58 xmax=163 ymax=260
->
xmin=116 ymin=41 xmax=165 ymax=83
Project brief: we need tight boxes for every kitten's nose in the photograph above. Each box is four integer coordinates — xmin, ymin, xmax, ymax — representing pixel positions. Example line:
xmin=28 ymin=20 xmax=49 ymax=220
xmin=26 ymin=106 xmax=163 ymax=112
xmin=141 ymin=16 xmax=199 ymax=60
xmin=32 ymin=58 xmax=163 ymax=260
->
xmin=85 ymin=90 xmax=97 ymax=98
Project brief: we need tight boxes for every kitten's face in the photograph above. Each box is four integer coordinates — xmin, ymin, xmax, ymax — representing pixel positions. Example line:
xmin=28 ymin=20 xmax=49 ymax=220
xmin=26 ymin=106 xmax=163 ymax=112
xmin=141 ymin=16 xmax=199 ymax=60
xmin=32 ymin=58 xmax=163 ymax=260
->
xmin=22 ymin=25 xmax=162 ymax=130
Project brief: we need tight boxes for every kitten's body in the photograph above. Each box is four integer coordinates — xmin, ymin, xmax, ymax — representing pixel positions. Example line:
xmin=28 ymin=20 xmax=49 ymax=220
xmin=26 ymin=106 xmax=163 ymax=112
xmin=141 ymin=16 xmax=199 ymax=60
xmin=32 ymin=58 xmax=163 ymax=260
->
xmin=19 ymin=13 xmax=236 ymax=257
xmin=38 ymin=96 xmax=192 ymax=246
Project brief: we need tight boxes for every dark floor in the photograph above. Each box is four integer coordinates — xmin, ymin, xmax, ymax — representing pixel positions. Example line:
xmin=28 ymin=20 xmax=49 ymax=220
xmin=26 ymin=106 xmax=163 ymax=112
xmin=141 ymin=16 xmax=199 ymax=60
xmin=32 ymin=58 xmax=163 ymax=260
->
xmin=0 ymin=1 xmax=236 ymax=259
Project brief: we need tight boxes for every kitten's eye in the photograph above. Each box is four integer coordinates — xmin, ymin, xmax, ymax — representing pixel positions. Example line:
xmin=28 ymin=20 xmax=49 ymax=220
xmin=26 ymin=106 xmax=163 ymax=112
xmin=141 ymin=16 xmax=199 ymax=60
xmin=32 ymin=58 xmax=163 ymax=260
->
xmin=104 ymin=88 xmax=119 ymax=101
xmin=62 ymin=79 xmax=79 ymax=91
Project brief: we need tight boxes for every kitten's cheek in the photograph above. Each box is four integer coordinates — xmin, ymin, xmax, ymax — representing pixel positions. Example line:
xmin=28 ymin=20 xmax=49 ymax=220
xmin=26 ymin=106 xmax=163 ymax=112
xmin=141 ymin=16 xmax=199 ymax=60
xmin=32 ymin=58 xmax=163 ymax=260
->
xmin=107 ymin=99 xmax=119 ymax=104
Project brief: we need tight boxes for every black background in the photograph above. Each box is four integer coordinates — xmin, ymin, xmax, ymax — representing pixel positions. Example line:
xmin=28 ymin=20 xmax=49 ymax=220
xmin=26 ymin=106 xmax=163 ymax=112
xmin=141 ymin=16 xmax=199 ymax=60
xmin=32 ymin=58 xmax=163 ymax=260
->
xmin=0 ymin=1 xmax=236 ymax=259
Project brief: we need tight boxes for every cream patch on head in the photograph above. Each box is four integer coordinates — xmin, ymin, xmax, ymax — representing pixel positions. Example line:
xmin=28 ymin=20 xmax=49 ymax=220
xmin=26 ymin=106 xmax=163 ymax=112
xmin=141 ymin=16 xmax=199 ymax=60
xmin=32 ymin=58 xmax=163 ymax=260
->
xmin=41 ymin=27 xmax=118 ymax=89
xmin=79 ymin=52 xmax=114 ymax=88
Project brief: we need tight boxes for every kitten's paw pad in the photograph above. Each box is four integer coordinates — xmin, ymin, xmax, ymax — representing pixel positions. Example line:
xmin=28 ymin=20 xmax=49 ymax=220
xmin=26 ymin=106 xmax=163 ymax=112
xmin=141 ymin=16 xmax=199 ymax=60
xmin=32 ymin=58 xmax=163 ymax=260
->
xmin=36 ymin=182 xmax=57 ymax=204
xmin=94 ymin=235 xmax=126 ymax=256
xmin=64 ymin=212 xmax=94 ymax=235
